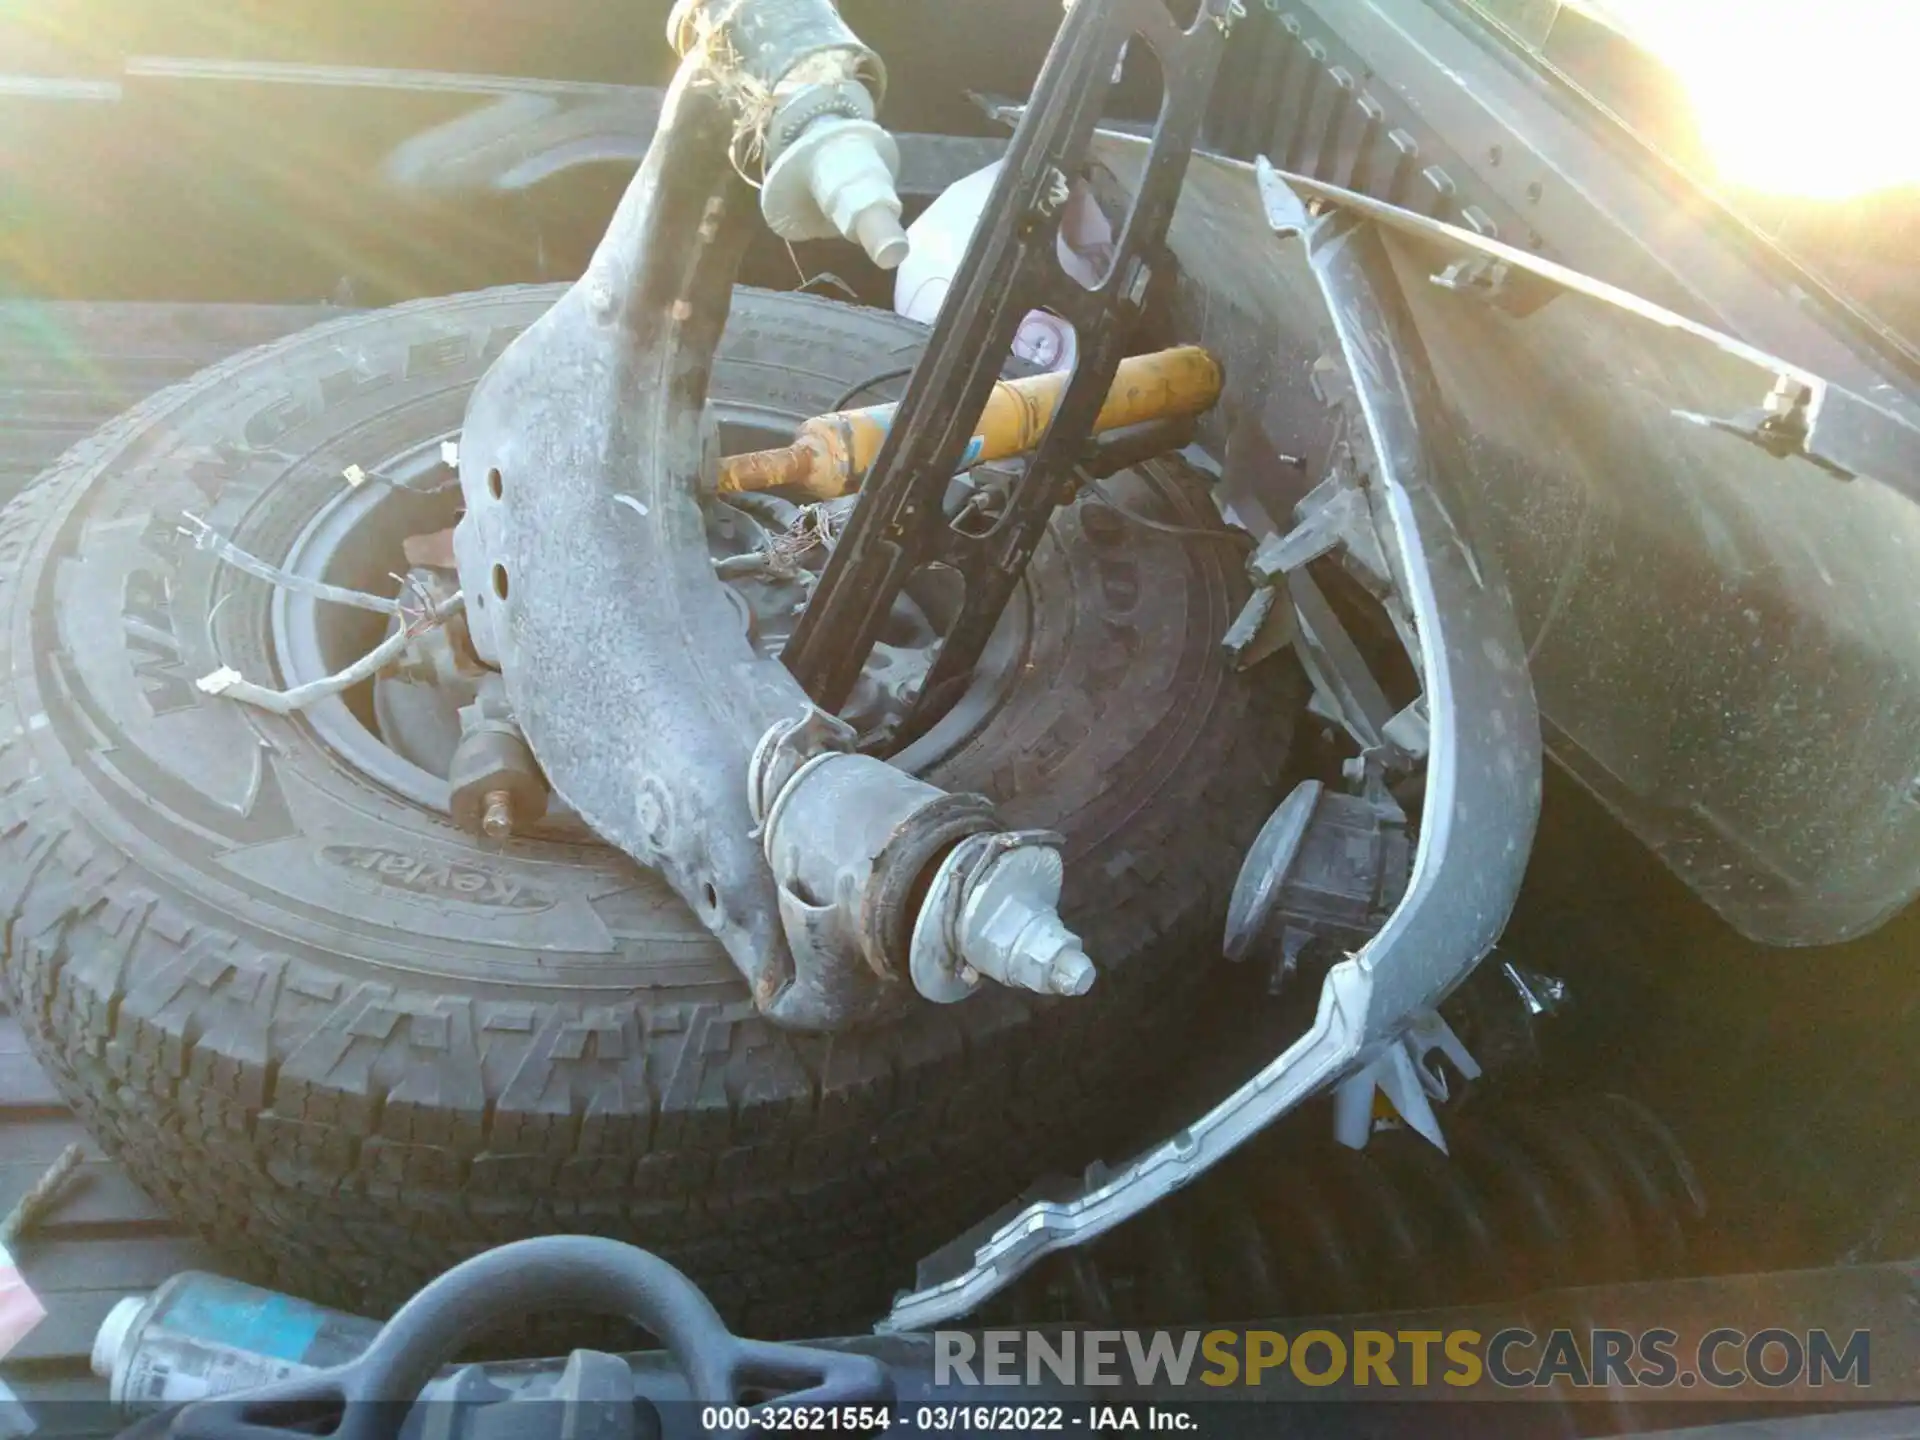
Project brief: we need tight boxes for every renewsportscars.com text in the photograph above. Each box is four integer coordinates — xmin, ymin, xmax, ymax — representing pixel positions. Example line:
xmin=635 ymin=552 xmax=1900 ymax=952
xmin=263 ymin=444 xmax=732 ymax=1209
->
xmin=934 ymin=1327 xmax=1871 ymax=1393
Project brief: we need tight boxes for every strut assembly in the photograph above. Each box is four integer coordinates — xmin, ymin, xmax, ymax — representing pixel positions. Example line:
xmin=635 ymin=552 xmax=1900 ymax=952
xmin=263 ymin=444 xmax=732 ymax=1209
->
xmin=445 ymin=0 xmax=1236 ymax=1029
xmin=716 ymin=345 xmax=1224 ymax=501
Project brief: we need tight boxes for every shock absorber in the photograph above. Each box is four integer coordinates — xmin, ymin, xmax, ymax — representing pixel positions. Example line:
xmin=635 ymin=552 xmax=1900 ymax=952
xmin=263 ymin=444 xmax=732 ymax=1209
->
xmin=1008 ymin=1093 xmax=1706 ymax=1326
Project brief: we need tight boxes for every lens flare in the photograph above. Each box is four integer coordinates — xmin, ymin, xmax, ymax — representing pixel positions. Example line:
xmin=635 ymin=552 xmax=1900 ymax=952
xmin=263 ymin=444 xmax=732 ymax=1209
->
xmin=1590 ymin=0 xmax=1920 ymax=198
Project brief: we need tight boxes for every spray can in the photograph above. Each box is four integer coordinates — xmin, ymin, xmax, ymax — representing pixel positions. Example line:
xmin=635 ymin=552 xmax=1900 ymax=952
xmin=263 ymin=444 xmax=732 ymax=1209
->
xmin=92 ymin=1272 xmax=382 ymax=1413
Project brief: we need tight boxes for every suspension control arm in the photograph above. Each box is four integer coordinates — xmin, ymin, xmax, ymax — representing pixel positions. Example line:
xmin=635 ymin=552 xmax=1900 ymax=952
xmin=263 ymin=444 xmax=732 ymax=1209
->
xmin=449 ymin=0 xmax=1099 ymax=1030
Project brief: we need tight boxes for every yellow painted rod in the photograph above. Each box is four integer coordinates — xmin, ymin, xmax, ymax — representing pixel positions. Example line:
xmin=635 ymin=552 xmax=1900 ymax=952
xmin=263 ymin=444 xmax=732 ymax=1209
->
xmin=716 ymin=345 xmax=1223 ymax=500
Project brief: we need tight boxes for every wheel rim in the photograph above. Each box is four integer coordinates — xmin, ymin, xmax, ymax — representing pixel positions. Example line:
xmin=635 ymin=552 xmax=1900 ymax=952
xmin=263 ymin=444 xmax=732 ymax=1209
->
xmin=270 ymin=405 xmax=1031 ymax=833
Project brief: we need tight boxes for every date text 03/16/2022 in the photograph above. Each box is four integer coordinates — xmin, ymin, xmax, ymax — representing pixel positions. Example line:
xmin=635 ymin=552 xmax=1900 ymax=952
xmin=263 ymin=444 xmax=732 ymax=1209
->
xmin=699 ymin=1407 xmax=1193 ymax=1432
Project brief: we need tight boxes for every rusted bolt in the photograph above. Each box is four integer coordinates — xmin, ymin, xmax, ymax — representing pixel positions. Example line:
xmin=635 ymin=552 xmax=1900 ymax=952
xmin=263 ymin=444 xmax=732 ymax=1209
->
xmin=482 ymin=789 xmax=515 ymax=840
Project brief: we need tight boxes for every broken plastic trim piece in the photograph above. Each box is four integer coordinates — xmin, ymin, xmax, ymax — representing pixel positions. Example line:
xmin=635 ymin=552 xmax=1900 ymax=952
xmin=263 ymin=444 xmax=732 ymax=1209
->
xmin=879 ymin=197 xmax=1542 ymax=1333
xmin=1331 ymin=1010 xmax=1481 ymax=1152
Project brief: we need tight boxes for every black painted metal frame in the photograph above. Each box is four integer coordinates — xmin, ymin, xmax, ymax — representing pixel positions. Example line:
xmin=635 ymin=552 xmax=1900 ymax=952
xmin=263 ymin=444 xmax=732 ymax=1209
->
xmin=781 ymin=0 xmax=1238 ymax=736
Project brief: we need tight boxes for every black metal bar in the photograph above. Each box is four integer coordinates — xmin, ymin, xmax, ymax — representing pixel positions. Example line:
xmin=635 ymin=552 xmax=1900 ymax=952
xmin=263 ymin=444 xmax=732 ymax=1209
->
xmin=780 ymin=0 xmax=1237 ymax=731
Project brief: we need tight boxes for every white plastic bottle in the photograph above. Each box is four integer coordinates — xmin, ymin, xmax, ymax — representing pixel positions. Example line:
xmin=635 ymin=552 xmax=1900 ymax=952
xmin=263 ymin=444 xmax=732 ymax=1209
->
xmin=92 ymin=1272 xmax=381 ymax=1413
xmin=894 ymin=162 xmax=1116 ymax=372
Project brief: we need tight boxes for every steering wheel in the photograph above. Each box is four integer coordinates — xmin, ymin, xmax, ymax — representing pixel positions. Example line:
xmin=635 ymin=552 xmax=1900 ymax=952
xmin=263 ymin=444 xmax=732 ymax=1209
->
xmin=149 ymin=1237 xmax=892 ymax=1440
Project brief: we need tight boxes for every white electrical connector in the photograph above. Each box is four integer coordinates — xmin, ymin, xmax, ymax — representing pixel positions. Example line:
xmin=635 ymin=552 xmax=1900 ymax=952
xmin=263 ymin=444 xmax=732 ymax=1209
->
xmin=759 ymin=76 xmax=910 ymax=271
xmin=762 ymin=117 xmax=908 ymax=269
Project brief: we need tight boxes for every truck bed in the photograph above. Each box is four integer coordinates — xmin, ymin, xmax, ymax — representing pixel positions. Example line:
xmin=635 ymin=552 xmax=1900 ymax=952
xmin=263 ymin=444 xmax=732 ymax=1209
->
xmin=0 ymin=301 xmax=337 ymax=1425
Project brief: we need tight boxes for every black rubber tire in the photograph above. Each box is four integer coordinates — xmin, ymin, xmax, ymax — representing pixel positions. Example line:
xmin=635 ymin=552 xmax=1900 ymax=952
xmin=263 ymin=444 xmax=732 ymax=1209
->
xmin=0 ymin=285 xmax=1296 ymax=1335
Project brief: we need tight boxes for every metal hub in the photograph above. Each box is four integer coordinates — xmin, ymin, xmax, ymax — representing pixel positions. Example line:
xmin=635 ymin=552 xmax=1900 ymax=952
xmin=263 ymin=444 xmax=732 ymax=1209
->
xmin=269 ymin=418 xmax=1027 ymax=834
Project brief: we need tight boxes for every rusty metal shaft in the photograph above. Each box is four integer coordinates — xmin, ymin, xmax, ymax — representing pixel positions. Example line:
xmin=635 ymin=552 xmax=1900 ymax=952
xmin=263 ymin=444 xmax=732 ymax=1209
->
xmin=717 ymin=344 xmax=1223 ymax=500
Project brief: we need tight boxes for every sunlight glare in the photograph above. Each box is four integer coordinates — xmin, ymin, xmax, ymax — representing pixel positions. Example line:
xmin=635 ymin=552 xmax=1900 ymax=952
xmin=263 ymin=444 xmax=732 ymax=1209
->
xmin=1589 ymin=0 xmax=1920 ymax=198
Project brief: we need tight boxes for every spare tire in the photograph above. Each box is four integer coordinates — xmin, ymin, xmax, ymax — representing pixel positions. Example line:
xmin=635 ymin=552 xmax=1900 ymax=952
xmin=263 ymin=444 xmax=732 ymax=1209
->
xmin=0 ymin=285 xmax=1296 ymax=1334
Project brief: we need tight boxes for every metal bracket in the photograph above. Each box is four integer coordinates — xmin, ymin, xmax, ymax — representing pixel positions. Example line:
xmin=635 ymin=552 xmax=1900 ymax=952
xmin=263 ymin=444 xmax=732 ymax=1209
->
xmin=1248 ymin=469 xmax=1390 ymax=588
xmin=1331 ymin=1009 xmax=1480 ymax=1152
xmin=1227 ymin=461 xmax=1395 ymax=688
xmin=1430 ymin=254 xmax=1557 ymax=317
xmin=1264 ymin=159 xmax=1920 ymax=506
xmin=879 ymin=177 xmax=1541 ymax=1333
xmin=782 ymin=0 xmax=1238 ymax=736
xmin=1288 ymin=567 xmax=1400 ymax=755
xmin=1673 ymin=375 xmax=1854 ymax=479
